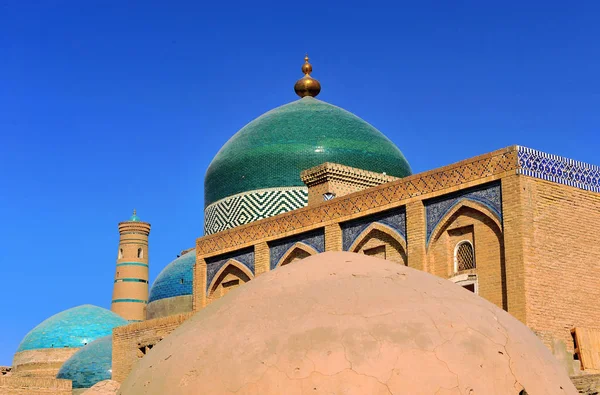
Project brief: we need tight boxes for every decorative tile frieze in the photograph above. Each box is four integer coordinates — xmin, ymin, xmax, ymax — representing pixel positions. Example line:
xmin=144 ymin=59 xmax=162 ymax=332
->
xmin=517 ymin=146 xmax=600 ymax=193
xmin=268 ymin=229 xmax=325 ymax=270
xmin=341 ymin=207 xmax=406 ymax=251
xmin=205 ymin=248 xmax=254 ymax=291
xmin=425 ymin=181 xmax=502 ymax=244
xmin=204 ymin=187 xmax=308 ymax=235
xmin=197 ymin=147 xmax=519 ymax=255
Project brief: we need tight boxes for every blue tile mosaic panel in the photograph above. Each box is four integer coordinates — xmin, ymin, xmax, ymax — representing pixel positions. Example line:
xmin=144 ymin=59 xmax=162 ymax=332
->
xmin=424 ymin=181 xmax=502 ymax=244
xmin=56 ymin=335 xmax=112 ymax=389
xmin=341 ymin=207 xmax=406 ymax=251
xmin=268 ymin=229 xmax=325 ymax=270
xmin=148 ymin=250 xmax=196 ymax=303
xmin=517 ymin=146 xmax=600 ymax=193
xmin=17 ymin=305 xmax=127 ymax=352
xmin=205 ymin=248 xmax=254 ymax=291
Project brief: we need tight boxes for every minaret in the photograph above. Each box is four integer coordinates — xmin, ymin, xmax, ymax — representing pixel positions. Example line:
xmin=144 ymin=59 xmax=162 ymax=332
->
xmin=111 ymin=210 xmax=151 ymax=321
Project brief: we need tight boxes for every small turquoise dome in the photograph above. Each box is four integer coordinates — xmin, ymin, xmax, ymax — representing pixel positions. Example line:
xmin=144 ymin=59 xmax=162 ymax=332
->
xmin=204 ymin=96 xmax=412 ymax=207
xmin=16 ymin=305 xmax=127 ymax=352
xmin=129 ymin=209 xmax=141 ymax=222
xmin=148 ymin=250 xmax=195 ymax=303
xmin=56 ymin=336 xmax=113 ymax=389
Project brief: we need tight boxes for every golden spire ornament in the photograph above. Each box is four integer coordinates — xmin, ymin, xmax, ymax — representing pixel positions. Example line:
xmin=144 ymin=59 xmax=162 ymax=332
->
xmin=294 ymin=54 xmax=321 ymax=98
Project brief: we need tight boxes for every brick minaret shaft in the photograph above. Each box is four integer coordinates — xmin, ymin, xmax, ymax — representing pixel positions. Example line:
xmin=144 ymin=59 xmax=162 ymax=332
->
xmin=111 ymin=210 xmax=151 ymax=321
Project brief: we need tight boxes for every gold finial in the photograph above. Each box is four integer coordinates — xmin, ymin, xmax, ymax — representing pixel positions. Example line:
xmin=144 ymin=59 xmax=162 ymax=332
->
xmin=294 ymin=54 xmax=321 ymax=98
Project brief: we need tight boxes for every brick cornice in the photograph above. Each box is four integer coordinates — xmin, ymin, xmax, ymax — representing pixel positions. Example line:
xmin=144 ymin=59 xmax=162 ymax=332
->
xmin=300 ymin=162 xmax=399 ymax=188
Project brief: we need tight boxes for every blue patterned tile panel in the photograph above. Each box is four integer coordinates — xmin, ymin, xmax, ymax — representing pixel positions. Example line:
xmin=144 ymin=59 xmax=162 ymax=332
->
xmin=424 ymin=181 xmax=502 ymax=244
xmin=56 ymin=335 xmax=112 ymax=389
xmin=268 ymin=229 xmax=325 ymax=270
xmin=205 ymin=248 xmax=254 ymax=291
xmin=517 ymin=146 xmax=600 ymax=193
xmin=16 ymin=305 xmax=127 ymax=352
xmin=148 ymin=249 xmax=196 ymax=303
xmin=341 ymin=207 xmax=406 ymax=251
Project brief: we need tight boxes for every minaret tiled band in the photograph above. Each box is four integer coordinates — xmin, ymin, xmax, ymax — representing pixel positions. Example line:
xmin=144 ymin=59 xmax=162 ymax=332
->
xmin=111 ymin=210 xmax=151 ymax=321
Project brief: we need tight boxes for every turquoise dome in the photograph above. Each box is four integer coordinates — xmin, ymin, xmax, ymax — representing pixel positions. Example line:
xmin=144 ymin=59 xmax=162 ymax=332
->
xmin=16 ymin=305 xmax=127 ymax=352
xmin=56 ymin=336 xmax=113 ymax=389
xmin=148 ymin=250 xmax=195 ymax=303
xmin=204 ymin=96 xmax=412 ymax=207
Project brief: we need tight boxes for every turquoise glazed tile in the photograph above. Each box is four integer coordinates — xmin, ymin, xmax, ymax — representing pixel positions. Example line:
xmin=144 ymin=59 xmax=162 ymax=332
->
xmin=148 ymin=249 xmax=195 ymax=303
xmin=56 ymin=335 xmax=112 ymax=389
xmin=204 ymin=96 xmax=412 ymax=208
xmin=16 ymin=305 xmax=127 ymax=352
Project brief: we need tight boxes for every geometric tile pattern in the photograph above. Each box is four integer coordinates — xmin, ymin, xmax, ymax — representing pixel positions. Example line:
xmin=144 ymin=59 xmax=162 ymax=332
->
xmin=57 ymin=335 xmax=113 ymax=389
xmin=148 ymin=250 xmax=196 ymax=303
xmin=197 ymin=147 xmax=519 ymax=255
xmin=425 ymin=181 xmax=502 ymax=244
xmin=517 ymin=146 xmax=600 ymax=193
xmin=341 ymin=207 xmax=406 ymax=251
xmin=16 ymin=305 xmax=127 ymax=351
xmin=205 ymin=248 xmax=255 ymax=291
xmin=269 ymin=229 xmax=325 ymax=270
xmin=204 ymin=187 xmax=308 ymax=235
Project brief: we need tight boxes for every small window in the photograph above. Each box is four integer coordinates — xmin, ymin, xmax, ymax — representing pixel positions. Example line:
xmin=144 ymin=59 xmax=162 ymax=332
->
xmin=137 ymin=344 xmax=154 ymax=358
xmin=118 ymin=248 xmax=123 ymax=259
xmin=137 ymin=248 xmax=143 ymax=259
xmin=454 ymin=241 xmax=475 ymax=272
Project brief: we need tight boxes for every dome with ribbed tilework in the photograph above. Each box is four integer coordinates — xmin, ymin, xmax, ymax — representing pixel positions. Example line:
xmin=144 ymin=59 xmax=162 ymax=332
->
xmin=204 ymin=96 xmax=412 ymax=235
xmin=146 ymin=249 xmax=195 ymax=320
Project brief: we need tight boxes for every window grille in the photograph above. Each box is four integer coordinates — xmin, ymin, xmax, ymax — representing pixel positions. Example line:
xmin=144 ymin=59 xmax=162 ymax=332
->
xmin=455 ymin=241 xmax=475 ymax=271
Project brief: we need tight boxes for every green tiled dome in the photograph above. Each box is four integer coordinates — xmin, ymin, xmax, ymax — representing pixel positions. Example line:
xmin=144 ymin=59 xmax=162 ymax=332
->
xmin=204 ymin=96 xmax=412 ymax=207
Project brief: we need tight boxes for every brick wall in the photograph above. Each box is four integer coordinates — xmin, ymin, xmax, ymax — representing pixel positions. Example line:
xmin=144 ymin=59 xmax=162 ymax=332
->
xmin=0 ymin=377 xmax=71 ymax=395
xmin=521 ymin=178 xmax=600 ymax=354
xmin=112 ymin=313 xmax=193 ymax=383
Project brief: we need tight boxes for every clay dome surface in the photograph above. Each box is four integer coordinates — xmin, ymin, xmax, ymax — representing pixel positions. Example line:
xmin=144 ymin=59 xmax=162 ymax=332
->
xmin=16 ymin=305 xmax=126 ymax=352
xmin=57 ymin=335 xmax=113 ymax=389
xmin=120 ymin=252 xmax=576 ymax=395
xmin=146 ymin=249 xmax=195 ymax=319
xmin=81 ymin=380 xmax=120 ymax=394
xmin=204 ymin=96 xmax=412 ymax=207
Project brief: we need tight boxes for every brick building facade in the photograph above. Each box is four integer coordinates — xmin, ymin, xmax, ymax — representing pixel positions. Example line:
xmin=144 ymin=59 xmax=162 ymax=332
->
xmin=111 ymin=145 xmax=600 ymax=383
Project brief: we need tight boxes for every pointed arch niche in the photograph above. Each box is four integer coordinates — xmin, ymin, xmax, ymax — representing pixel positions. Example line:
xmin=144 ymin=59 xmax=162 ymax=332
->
xmin=348 ymin=222 xmax=407 ymax=265
xmin=426 ymin=199 xmax=506 ymax=310
xmin=275 ymin=242 xmax=319 ymax=268
xmin=207 ymin=259 xmax=253 ymax=304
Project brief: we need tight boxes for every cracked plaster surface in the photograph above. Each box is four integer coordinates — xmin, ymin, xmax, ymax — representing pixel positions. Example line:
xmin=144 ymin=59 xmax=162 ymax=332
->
xmin=82 ymin=380 xmax=120 ymax=394
xmin=119 ymin=252 xmax=577 ymax=395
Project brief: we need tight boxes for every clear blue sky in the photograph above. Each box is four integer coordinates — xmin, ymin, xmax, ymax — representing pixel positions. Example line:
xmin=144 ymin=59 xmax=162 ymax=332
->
xmin=1 ymin=1 xmax=598 ymax=365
